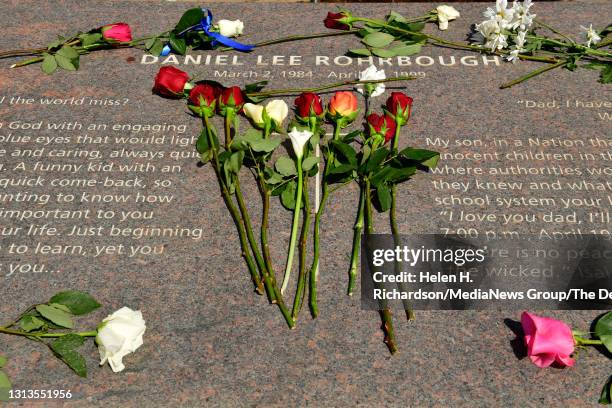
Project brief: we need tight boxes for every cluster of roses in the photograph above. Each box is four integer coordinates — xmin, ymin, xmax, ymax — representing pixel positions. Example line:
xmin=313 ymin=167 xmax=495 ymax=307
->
xmin=153 ymin=66 xmax=438 ymax=352
xmin=5 ymin=7 xmax=249 ymax=73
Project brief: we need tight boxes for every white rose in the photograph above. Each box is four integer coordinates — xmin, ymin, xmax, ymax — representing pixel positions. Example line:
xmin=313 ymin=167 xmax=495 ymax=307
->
xmin=436 ymin=5 xmax=460 ymax=30
xmin=356 ymin=65 xmax=386 ymax=98
xmin=265 ymin=100 xmax=289 ymax=127
xmin=244 ymin=100 xmax=288 ymax=128
xmin=96 ymin=307 xmax=146 ymax=373
xmin=288 ymin=128 xmax=313 ymax=159
xmin=217 ymin=19 xmax=244 ymax=38
xmin=243 ymin=103 xmax=265 ymax=126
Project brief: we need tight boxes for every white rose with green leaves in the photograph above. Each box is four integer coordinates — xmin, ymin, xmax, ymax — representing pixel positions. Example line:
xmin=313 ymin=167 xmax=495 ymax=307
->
xmin=96 ymin=307 xmax=146 ymax=373
xmin=265 ymin=100 xmax=289 ymax=126
xmin=244 ymin=100 xmax=289 ymax=128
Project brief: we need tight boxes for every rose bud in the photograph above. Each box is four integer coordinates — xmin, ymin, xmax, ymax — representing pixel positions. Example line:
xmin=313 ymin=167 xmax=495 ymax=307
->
xmin=327 ymin=91 xmax=358 ymax=126
xmin=294 ymin=92 xmax=324 ymax=120
xmin=386 ymin=92 xmax=413 ymax=125
xmin=521 ymin=312 xmax=575 ymax=368
xmin=367 ymin=113 xmax=396 ymax=144
xmin=219 ymin=86 xmax=246 ymax=115
xmin=324 ymin=11 xmax=353 ymax=31
xmin=188 ymin=83 xmax=220 ymax=117
xmin=101 ymin=23 xmax=132 ymax=42
xmin=153 ymin=66 xmax=190 ymax=99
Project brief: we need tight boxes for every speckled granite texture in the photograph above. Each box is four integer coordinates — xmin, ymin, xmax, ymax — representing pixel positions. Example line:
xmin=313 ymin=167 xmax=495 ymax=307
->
xmin=0 ymin=2 xmax=610 ymax=407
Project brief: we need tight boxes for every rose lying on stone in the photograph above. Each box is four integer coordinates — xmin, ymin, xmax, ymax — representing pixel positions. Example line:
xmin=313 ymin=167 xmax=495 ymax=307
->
xmin=243 ymin=99 xmax=289 ymax=129
xmin=521 ymin=311 xmax=575 ymax=368
xmin=188 ymin=83 xmax=221 ymax=117
xmin=386 ymin=92 xmax=413 ymax=125
xmin=356 ymin=65 xmax=386 ymax=98
xmin=219 ymin=86 xmax=246 ymax=111
xmin=328 ymin=91 xmax=358 ymax=118
xmin=435 ymin=5 xmax=460 ymax=31
xmin=216 ymin=19 xmax=244 ymax=38
xmin=96 ymin=307 xmax=146 ymax=373
xmin=324 ymin=11 xmax=353 ymax=31
xmin=153 ymin=67 xmax=191 ymax=98
xmin=367 ymin=113 xmax=396 ymax=144
xmin=294 ymin=92 xmax=324 ymax=120
xmin=101 ymin=23 xmax=132 ymax=42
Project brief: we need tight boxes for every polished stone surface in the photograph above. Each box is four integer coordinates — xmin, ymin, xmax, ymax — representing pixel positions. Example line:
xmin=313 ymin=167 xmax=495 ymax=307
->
xmin=0 ymin=1 xmax=610 ymax=406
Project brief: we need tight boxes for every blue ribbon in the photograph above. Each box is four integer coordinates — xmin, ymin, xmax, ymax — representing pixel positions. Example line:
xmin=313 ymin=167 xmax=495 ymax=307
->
xmin=160 ymin=8 xmax=254 ymax=56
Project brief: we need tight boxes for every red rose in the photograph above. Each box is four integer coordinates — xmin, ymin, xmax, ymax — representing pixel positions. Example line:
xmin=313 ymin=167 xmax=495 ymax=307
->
xmin=153 ymin=67 xmax=190 ymax=98
xmin=367 ymin=113 xmax=396 ymax=143
xmin=219 ymin=86 xmax=245 ymax=111
xmin=189 ymin=83 xmax=220 ymax=107
xmin=294 ymin=92 xmax=324 ymax=118
xmin=324 ymin=12 xmax=352 ymax=30
xmin=101 ymin=23 xmax=132 ymax=42
xmin=188 ymin=83 xmax=220 ymax=117
xmin=386 ymin=92 xmax=413 ymax=123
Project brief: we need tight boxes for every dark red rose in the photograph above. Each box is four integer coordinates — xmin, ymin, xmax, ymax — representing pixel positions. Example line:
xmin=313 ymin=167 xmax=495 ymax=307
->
xmin=294 ymin=92 xmax=324 ymax=118
xmin=324 ymin=12 xmax=352 ymax=30
xmin=386 ymin=92 xmax=413 ymax=123
xmin=188 ymin=83 xmax=220 ymax=107
xmin=367 ymin=113 xmax=396 ymax=143
xmin=219 ymin=86 xmax=245 ymax=110
xmin=153 ymin=66 xmax=190 ymax=98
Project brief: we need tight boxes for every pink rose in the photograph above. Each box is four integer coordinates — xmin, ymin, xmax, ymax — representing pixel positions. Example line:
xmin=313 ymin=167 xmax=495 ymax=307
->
xmin=521 ymin=312 xmax=575 ymax=368
xmin=101 ymin=23 xmax=132 ymax=43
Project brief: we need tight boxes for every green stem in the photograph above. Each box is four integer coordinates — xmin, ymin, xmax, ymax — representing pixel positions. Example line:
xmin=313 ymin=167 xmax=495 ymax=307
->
xmin=348 ymin=183 xmax=365 ymax=295
xmin=308 ymin=122 xmax=341 ymax=317
xmin=281 ymin=156 xmax=304 ymax=294
xmin=390 ymin=122 xmax=401 ymax=236
xmin=219 ymin=30 xmax=359 ymax=52
xmin=292 ymin=166 xmax=311 ymax=321
xmin=500 ymin=59 xmax=567 ymax=89
xmin=596 ymin=37 xmax=612 ymax=49
xmin=227 ymin=116 xmax=269 ymax=297
xmin=247 ymin=77 xmax=415 ymax=98
xmin=257 ymin=126 xmax=277 ymax=302
xmin=234 ymin=180 xmax=267 ymax=291
xmin=224 ymin=113 xmax=234 ymax=148
xmin=258 ymin=181 xmax=276 ymax=304
xmin=10 ymin=56 xmax=43 ymax=68
xmin=534 ymin=19 xmax=575 ymax=44
xmin=203 ymin=115 xmax=264 ymax=295
xmin=352 ymin=17 xmax=559 ymax=64
xmin=389 ymin=124 xmax=415 ymax=321
xmin=575 ymin=337 xmax=604 ymax=346
xmin=0 ymin=327 xmax=96 ymax=338
xmin=364 ymin=177 xmax=398 ymax=354
xmin=0 ymin=48 xmax=46 ymax=58
xmin=225 ymin=116 xmax=268 ymax=292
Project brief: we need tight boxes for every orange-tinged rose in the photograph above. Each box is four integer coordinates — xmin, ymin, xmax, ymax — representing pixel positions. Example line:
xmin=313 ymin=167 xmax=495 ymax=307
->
xmin=328 ymin=91 xmax=358 ymax=117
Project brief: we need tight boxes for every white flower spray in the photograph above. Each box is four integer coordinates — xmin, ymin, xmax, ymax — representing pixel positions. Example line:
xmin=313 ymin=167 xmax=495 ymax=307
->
xmin=475 ymin=0 xmax=536 ymax=61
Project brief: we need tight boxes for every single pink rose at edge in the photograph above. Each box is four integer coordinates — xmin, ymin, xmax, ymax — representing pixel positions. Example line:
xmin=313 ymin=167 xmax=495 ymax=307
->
xmin=521 ymin=311 xmax=576 ymax=368
xmin=102 ymin=23 xmax=132 ymax=42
